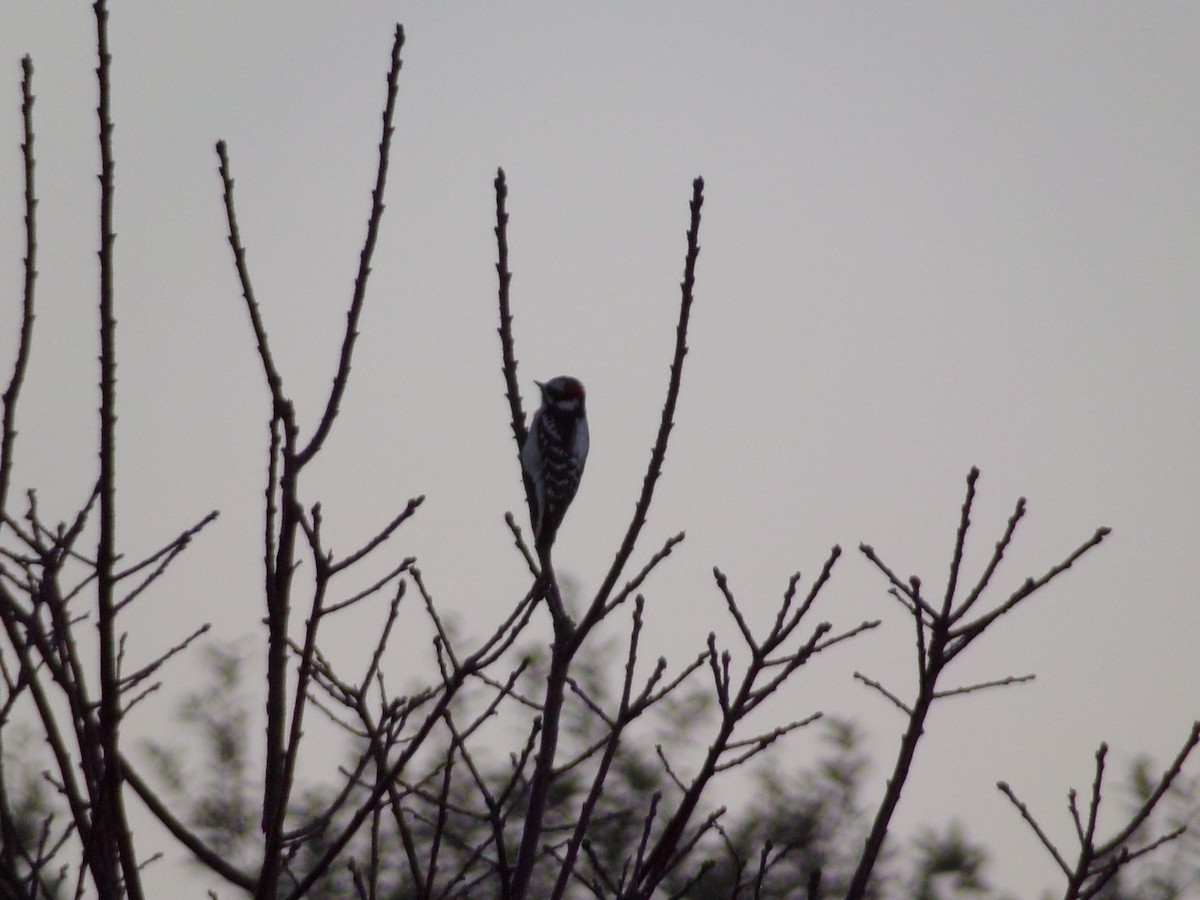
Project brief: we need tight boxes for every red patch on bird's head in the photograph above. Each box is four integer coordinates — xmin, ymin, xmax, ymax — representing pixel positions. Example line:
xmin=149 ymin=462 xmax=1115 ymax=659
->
xmin=558 ymin=377 xmax=585 ymax=399
xmin=540 ymin=376 xmax=586 ymax=403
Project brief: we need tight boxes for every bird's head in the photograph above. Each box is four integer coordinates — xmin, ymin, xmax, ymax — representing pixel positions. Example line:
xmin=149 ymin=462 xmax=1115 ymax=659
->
xmin=536 ymin=376 xmax=586 ymax=413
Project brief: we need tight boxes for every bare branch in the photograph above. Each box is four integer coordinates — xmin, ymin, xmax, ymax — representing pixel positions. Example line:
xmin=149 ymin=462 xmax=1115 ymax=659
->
xmin=716 ymin=713 xmax=822 ymax=771
xmin=997 ymin=780 xmax=1072 ymax=877
xmin=114 ymin=510 xmax=219 ymax=584
xmin=115 ymin=511 xmax=220 ymax=612
xmin=121 ymin=757 xmax=256 ymax=891
xmin=0 ymin=56 xmax=39 ymax=529
xmin=118 ymin=623 xmax=211 ymax=691
xmin=215 ymin=141 xmax=289 ymax=417
xmin=321 ymin=558 xmax=413 ymax=618
xmin=951 ymin=495 xmax=1026 ymax=625
xmin=329 ymin=496 xmax=423 ymax=575
xmin=504 ymin=512 xmax=539 ymax=576
xmin=494 ymin=170 xmax=534 ymax=518
xmin=859 ymin=543 xmax=939 ymax=622
xmin=1096 ymin=720 xmax=1200 ymax=857
xmin=853 ymin=671 xmax=912 ymax=715
xmin=773 ymin=546 xmax=842 ymax=649
xmin=932 ymin=673 xmax=1035 ymax=699
xmin=93 ymin=2 xmax=145 ymax=893
xmin=583 ymin=177 xmax=705 ymax=631
xmin=298 ymin=24 xmax=405 ymax=465
xmin=948 ymin=526 xmax=1111 ymax=650
xmin=713 ymin=568 xmax=757 ymax=653
xmin=599 ymin=532 xmax=686 ymax=620
xmin=941 ymin=466 xmax=979 ymax=617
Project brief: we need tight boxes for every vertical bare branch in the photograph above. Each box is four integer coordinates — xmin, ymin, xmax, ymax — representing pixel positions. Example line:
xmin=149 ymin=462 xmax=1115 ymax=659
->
xmin=92 ymin=2 xmax=144 ymax=896
xmin=941 ymin=466 xmax=978 ymax=617
xmin=493 ymin=169 xmax=534 ymax=517
xmin=216 ymin=144 xmax=298 ymax=871
xmin=509 ymin=643 xmax=570 ymax=899
xmin=578 ymin=176 xmax=705 ymax=640
xmin=549 ymin=597 xmax=648 ymax=900
xmin=297 ymin=24 xmax=405 ymax=466
xmin=0 ymin=57 xmax=38 ymax=527
xmin=214 ymin=25 xmax=407 ymax=898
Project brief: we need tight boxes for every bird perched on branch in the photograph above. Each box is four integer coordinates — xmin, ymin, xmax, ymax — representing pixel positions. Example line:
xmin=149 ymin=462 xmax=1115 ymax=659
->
xmin=521 ymin=376 xmax=589 ymax=560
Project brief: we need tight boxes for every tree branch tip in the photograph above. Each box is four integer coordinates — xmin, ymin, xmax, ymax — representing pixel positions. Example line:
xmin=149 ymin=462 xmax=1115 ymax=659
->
xmin=967 ymin=466 xmax=980 ymax=480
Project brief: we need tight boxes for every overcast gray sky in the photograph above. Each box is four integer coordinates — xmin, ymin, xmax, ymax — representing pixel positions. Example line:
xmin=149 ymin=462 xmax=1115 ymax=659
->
xmin=3 ymin=4 xmax=1199 ymax=897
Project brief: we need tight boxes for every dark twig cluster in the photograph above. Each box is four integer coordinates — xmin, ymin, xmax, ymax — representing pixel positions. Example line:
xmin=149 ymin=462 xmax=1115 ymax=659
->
xmin=999 ymin=721 xmax=1200 ymax=899
xmin=2 ymin=7 xmax=1192 ymax=900
xmin=490 ymin=173 xmax=875 ymax=900
xmin=496 ymin=172 xmax=719 ymax=899
xmin=846 ymin=467 xmax=1111 ymax=898
xmin=0 ymin=9 xmax=216 ymax=897
xmin=208 ymin=24 xmax=461 ymax=899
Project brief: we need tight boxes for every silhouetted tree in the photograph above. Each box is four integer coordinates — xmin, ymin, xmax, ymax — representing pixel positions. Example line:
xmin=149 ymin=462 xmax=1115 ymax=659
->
xmin=1 ymin=6 xmax=1196 ymax=899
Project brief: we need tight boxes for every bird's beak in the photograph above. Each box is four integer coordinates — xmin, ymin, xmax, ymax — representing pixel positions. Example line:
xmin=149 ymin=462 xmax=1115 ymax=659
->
xmin=534 ymin=380 xmax=545 ymax=395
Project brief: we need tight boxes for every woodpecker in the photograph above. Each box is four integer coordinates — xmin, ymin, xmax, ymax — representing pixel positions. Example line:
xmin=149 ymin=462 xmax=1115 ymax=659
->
xmin=521 ymin=376 xmax=589 ymax=558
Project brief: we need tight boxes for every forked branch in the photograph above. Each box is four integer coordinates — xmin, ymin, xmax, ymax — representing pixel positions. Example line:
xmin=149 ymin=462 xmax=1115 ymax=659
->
xmin=846 ymin=468 xmax=1109 ymax=899
xmin=999 ymin=721 xmax=1200 ymax=899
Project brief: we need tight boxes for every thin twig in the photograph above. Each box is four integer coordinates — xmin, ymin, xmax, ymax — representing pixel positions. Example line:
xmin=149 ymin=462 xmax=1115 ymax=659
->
xmin=94 ymin=1 xmax=145 ymax=894
xmin=997 ymin=781 xmax=1072 ymax=876
xmin=121 ymin=757 xmax=256 ymax=891
xmin=941 ymin=466 xmax=979 ymax=617
xmin=0 ymin=55 xmax=39 ymax=528
xmin=114 ymin=511 xmax=220 ymax=612
xmin=216 ymin=142 xmax=289 ymax=416
xmin=932 ymin=673 xmax=1035 ymax=699
xmin=329 ymin=497 xmax=422 ymax=574
xmin=580 ymin=177 xmax=705 ymax=638
xmin=853 ymin=671 xmax=912 ymax=715
xmin=494 ymin=170 xmax=533 ymax=517
xmin=298 ymin=25 xmax=405 ymax=466
xmin=1097 ymin=721 xmax=1200 ymax=856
